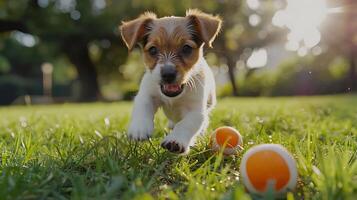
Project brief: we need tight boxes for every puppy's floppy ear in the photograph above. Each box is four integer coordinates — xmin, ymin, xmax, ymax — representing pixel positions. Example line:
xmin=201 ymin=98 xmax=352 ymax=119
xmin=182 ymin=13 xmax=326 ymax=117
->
xmin=120 ymin=12 xmax=157 ymax=50
xmin=186 ymin=9 xmax=222 ymax=48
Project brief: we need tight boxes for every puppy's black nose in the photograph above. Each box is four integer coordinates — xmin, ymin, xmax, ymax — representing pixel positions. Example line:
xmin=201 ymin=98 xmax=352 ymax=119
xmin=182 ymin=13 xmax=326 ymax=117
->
xmin=161 ymin=64 xmax=177 ymax=83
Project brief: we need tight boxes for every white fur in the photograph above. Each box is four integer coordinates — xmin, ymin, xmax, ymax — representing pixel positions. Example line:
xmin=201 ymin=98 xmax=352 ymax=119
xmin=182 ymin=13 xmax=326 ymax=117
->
xmin=128 ymin=54 xmax=216 ymax=153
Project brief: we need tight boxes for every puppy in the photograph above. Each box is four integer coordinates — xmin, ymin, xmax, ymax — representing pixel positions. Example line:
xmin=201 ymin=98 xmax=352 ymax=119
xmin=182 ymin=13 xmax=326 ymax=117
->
xmin=120 ymin=9 xmax=222 ymax=154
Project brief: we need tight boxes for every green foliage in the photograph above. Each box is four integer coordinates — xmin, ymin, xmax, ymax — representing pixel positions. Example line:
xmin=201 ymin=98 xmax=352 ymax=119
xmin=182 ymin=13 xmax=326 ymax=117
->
xmin=0 ymin=37 xmax=44 ymax=76
xmin=0 ymin=95 xmax=356 ymax=199
xmin=216 ymin=55 xmax=352 ymax=97
xmin=0 ymin=55 xmax=10 ymax=74
xmin=239 ymin=68 xmax=276 ymax=96
xmin=328 ymin=58 xmax=349 ymax=80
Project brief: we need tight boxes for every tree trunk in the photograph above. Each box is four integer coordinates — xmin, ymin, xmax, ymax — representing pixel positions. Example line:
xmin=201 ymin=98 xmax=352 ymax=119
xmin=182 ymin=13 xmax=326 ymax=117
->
xmin=64 ymin=39 xmax=101 ymax=101
xmin=345 ymin=0 xmax=357 ymax=92
xmin=226 ymin=57 xmax=238 ymax=96
xmin=348 ymin=55 xmax=357 ymax=91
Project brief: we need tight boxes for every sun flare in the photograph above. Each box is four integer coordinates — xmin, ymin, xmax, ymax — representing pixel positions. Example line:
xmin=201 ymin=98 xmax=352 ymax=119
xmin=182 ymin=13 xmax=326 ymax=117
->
xmin=273 ymin=0 xmax=328 ymax=53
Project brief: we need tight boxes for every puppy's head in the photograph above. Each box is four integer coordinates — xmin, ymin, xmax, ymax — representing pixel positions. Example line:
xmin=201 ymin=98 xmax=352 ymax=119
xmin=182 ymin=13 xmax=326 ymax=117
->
xmin=120 ymin=9 xmax=222 ymax=97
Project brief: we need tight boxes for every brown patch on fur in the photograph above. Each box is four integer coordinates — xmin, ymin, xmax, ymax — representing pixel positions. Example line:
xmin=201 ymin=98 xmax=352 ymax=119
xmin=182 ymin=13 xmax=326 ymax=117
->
xmin=186 ymin=9 xmax=222 ymax=48
xmin=120 ymin=12 xmax=157 ymax=50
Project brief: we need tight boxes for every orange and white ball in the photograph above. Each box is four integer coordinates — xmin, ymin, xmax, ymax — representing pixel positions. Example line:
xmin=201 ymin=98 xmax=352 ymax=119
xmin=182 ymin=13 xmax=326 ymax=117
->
xmin=210 ymin=126 xmax=243 ymax=155
xmin=240 ymin=144 xmax=297 ymax=196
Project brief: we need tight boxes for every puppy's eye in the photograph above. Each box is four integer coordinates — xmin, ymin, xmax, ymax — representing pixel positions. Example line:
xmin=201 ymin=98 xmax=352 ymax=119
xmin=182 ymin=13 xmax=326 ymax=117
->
xmin=181 ymin=45 xmax=193 ymax=56
xmin=148 ymin=46 xmax=158 ymax=57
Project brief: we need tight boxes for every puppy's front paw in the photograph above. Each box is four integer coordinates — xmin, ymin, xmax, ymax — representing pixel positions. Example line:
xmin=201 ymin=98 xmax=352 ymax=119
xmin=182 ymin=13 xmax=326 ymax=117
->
xmin=128 ymin=119 xmax=153 ymax=141
xmin=161 ymin=134 xmax=190 ymax=154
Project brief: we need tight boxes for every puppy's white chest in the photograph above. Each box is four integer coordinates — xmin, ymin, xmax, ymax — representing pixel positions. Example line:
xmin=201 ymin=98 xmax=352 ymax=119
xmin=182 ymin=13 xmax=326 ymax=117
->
xmin=161 ymin=94 xmax=201 ymax=124
xmin=162 ymin=106 xmax=181 ymax=123
xmin=160 ymin=97 xmax=184 ymax=123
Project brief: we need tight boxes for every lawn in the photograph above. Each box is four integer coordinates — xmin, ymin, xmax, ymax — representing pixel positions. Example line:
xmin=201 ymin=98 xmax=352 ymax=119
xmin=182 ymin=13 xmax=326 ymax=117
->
xmin=0 ymin=95 xmax=356 ymax=200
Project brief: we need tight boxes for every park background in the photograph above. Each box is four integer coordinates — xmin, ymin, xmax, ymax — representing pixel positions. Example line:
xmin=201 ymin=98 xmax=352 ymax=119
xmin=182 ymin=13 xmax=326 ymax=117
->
xmin=0 ymin=0 xmax=356 ymax=105
xmin=0 ymin=1 xmax=356 ymax=199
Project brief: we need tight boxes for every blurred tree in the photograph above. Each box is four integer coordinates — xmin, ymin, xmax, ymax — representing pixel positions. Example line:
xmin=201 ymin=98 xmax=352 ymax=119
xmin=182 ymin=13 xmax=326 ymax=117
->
xmin=321 ymin=0 xmax=357 ymax=91
xmin=190 ymin=0 xmax=283 ymax=96
xmin=0 ymin=0 xmax=132 ymax=101
xmin=0 ymin=38 xmax=42 ymax=77
xmin=0 ymin=0 xmax=203 ymax=101
xmin=1 ymin=0 xmax=353 ymax=102
xmin=342 ymin=0 xmax=356 ymax=91
xmin=1 ymin=0 xmax=284 ymax=99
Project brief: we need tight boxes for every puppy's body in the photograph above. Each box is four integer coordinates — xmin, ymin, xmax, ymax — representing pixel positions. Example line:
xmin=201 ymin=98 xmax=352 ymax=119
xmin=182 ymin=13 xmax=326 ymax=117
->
xmin=121 ymin=10 xmax=221 ymax=154
xmin=129 ymin=55 xmax=216 ymax=151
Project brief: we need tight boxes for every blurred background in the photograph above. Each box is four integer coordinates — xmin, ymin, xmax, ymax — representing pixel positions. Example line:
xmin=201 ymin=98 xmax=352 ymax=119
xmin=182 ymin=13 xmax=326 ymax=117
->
xmin=0 ymin=0 xmax=356 ymax=105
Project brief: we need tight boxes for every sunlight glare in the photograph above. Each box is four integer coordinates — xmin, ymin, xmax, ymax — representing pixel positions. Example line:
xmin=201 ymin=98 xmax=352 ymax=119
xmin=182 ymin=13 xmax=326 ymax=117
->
xmin=247 ymin=48 xmax=267 ymax=68
xmin=247 ymin=0 xmax=260 ymax=10
xmin=272 ymin=0 xmax=327 ymax=51
xmin=249 ymin=14 xmax=261 ymax=26
xmin=285 ymin=40 xmax=299 ymax=51
xmin=297 ymin=46 xmax=308 ymax=57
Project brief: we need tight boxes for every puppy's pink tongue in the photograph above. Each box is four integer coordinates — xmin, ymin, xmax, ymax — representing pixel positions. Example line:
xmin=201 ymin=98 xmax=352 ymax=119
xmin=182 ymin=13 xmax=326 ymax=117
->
xmin=164 ymin=84 xmax=181 ymax=92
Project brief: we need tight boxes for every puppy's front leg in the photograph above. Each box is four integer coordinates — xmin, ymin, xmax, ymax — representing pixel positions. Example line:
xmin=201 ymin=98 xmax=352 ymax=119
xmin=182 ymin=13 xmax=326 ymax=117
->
xmin=128 ymin=94 xmax=157 ymax=140
xmin=161 ymin=111 xmax=207 ymax=154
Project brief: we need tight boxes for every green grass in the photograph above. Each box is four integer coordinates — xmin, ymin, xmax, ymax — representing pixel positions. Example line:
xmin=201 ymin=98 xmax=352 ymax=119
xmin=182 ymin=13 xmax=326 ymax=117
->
xmin=0 ymin=95 xmax=356 ymax=200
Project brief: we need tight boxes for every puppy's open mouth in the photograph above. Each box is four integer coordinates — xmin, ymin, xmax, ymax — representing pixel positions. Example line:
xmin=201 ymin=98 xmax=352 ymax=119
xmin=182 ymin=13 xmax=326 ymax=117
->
xmin=160 ymin=83 xmax=184 ymax=97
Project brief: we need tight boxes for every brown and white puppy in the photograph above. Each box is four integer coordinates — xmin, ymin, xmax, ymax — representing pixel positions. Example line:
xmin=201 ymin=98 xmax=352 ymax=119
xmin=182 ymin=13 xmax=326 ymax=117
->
xmin=120 ymin=9 xmax=222 ymax=154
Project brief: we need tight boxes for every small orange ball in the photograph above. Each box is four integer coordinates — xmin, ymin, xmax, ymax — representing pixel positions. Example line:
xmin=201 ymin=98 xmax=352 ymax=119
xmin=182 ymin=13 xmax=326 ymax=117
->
xmin=210 ymin=126 xmax=243 ymax=155
xmin=240 ymin=144 xmax=297 ymax=196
